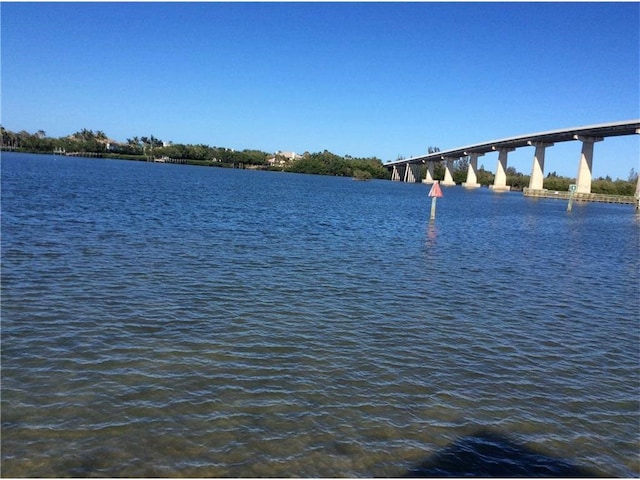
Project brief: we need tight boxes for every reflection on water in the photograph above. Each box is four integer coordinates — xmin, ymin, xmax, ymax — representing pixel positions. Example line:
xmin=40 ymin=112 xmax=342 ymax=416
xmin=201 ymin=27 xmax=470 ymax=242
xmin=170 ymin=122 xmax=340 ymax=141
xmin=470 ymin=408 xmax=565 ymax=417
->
xmin=425 ymin=222 xmax=438 ymax=248
xmin=1 ymin=153 xmax=638 ymax=477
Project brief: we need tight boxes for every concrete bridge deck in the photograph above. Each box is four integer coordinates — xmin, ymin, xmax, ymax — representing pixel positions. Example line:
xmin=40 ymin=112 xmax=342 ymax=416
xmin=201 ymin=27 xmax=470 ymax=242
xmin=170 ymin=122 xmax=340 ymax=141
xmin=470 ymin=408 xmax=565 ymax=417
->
xmin=385 ymin=120 xmax=639 ymax=167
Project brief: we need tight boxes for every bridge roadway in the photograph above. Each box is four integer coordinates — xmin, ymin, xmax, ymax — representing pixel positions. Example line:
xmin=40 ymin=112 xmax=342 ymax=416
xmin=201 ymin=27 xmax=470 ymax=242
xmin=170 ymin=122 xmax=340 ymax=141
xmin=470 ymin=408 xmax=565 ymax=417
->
xmin=386 ymin=120 xmax=640 ymax=196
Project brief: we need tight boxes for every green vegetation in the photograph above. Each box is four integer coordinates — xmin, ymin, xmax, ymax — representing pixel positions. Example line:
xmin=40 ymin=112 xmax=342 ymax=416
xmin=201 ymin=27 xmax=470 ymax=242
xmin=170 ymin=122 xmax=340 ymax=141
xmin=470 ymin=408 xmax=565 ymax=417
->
xmin=1 ymin=126 xmax=391 ymax=179
xmin=353 ymin=169 xmax=373 ymax=181
xmin=543 ymin=171 xmax=637 ymax=196
xmin=0 ymin=126 xmax=272 ymax=166
xmin=2 ymin=128 xmax=110 ymax=154
xmin=2 ymin=127 xmax=637 ymax=194
xmin=285 ymin=150 xmax=388 ymax=179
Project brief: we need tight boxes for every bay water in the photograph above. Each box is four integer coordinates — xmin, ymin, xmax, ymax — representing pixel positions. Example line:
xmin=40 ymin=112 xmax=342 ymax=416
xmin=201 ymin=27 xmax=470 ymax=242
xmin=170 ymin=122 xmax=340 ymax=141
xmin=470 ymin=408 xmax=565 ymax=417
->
xmin=1 ymin=152 xmax=638 ymax=477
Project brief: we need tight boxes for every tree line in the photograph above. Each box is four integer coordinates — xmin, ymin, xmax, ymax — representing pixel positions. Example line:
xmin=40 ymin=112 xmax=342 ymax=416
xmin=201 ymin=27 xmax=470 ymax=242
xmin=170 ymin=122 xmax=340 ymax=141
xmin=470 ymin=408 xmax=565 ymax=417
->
xmin=0 ymin=127 xmax=269 ymax=165
xmin=0 ymin=126 xmax=391 ymax=180
xmin=286 ymin=150 xmax=389 ymax=179
xmin=2 ymin=126 xmax=637 ymax=194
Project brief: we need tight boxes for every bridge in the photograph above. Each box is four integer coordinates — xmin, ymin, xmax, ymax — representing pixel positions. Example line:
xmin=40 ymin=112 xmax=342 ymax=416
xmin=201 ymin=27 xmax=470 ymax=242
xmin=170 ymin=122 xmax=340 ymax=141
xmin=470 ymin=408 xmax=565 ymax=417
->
xmin=385 ymin=120 xmax=640 ymax=197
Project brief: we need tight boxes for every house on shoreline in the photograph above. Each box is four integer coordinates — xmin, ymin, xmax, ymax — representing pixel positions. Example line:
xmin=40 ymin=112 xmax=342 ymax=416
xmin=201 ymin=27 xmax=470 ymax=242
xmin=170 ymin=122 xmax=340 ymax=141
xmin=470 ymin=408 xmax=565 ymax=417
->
xmin=266 ymin=150 xmax=302 ymax=167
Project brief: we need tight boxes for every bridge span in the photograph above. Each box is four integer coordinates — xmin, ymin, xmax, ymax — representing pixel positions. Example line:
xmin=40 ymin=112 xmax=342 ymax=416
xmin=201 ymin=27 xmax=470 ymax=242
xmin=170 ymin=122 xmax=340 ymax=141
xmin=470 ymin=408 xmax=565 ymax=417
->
xmin=385 ymin=120 xmax=640 ymax=196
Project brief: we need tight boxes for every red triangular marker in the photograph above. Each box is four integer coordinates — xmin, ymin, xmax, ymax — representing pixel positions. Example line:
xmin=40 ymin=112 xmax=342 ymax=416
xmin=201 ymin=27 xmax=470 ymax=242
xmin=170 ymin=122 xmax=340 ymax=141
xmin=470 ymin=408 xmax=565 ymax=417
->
xmin=428 ymin=181 xmax=443 ymax=198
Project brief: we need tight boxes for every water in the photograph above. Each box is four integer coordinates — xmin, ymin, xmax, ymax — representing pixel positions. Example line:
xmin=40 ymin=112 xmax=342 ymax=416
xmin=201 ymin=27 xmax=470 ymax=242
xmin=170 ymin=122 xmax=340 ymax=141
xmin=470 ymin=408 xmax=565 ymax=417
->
xmin=1 ymin=152 xmax=638 ymax=477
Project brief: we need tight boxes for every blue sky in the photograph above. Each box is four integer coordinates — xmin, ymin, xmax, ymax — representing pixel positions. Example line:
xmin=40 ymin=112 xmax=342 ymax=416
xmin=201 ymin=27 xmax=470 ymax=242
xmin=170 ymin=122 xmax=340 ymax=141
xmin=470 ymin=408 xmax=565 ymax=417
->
xmin=2 ymin=2 xmax=639 ymax=179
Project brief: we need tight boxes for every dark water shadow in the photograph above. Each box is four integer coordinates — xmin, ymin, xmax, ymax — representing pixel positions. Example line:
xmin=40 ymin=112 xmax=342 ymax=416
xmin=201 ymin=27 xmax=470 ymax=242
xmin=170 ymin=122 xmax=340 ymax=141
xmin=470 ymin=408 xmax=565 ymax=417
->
xmin=402 ymin=429 xmax=603 ymax=477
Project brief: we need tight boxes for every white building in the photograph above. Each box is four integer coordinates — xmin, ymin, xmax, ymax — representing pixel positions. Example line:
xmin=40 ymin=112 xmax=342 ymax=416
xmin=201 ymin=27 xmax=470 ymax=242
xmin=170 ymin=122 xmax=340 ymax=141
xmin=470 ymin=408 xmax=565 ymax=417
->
xmin=267 ymin=150 xmax=302 ymax=166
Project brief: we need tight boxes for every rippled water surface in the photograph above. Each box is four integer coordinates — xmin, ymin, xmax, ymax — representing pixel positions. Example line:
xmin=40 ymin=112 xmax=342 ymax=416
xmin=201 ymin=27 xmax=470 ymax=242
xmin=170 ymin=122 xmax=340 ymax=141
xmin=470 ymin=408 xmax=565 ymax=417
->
xmin=2 ymin=153 xmax=639 ymax=477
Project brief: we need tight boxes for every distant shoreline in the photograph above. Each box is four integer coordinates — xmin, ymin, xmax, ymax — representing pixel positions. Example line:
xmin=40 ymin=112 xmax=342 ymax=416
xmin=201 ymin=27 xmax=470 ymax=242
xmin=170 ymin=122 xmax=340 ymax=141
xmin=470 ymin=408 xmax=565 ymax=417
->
xmin=3 ymin=147 xmax=638 ymax=197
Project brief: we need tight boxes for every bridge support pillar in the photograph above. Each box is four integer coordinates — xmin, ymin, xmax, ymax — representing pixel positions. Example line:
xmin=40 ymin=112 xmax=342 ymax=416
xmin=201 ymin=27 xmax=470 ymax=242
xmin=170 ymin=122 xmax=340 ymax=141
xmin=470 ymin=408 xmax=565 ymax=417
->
xmin=574 ymin=135 xmax=603 ymax=194
xmin=404 ymin=163 xmax=420 ymax=183
xmin=392 ymin=164 xmax=407 ymax=182
xmin=527 ymin=142 xmax=554 ymax=190
xmin=462 ymin=152 xmax=483 ymax=188
xmin=441 ymin=158 xmax=456 ymax=186
xmin=489 ymin=148 xmax=514 ymax=191
xmin=422 ymin=162 xmax=435 ymax=184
